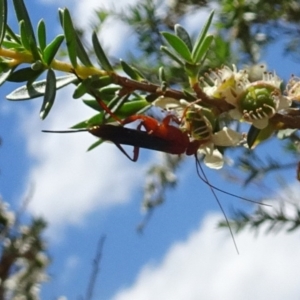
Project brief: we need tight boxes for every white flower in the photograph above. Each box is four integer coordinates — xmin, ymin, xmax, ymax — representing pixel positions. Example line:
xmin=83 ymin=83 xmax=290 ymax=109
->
xmin=202 ymin=66 xmax=291 ymax=129
xmin=201 ymin=64 xmax=250 ymax=106
xmin=237 ymin=80 xmax=290 ymax=129
xmin=198 ymin=127 xmax=245 ymax=169
xmin=198 ymin=142 xmax=224 ymax=169
xmin=152 ymin=97 xmax=183 ymax=114
xmin=152 ymin=94 xmax=246 ymax=169
xmin=212 ymin=127 xmax=245 ymax=146
xmin=286 ymin=75 xmax=300 ymax=101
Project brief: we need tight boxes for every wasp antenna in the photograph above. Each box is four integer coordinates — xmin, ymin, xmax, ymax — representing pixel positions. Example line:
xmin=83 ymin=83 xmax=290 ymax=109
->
xmin=194 ymin=155 xmax=239 ymax=254
xmin=194 ymin=157 xmax=270 ymax=207
xmin=42 ymin=129 xmax=89 ymax=133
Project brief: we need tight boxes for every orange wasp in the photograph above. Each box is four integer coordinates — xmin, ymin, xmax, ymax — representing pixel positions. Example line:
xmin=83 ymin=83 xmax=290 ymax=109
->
xmin=44 ymin=96 xmax=267 ymax=253
xmin=43 ymin=115 xmax=200 ymax=160
xmin=44 ymin=108 xmax=252 ymax=204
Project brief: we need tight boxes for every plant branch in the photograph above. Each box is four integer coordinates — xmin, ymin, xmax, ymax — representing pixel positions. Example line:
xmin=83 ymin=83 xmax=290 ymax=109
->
xmin=85 ymin=235 xmax=106 ymax=300
xmin=271 ymin=112 xmax=300 ymax=129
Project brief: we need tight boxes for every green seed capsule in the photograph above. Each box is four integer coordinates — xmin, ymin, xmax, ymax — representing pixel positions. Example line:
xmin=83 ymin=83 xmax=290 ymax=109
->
xmin=238 ymin=83 xmax=279 ymax=121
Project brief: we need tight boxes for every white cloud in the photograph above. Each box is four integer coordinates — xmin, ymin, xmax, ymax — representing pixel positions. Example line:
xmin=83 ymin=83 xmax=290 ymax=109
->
xmin=15 ymin=0 xmax=184 ymax=238
xmin=59 ymin=255 xmax=80 ymax=284
xmin=73 ymin=0 xmax=138 ymax=21
xmin=40 ymin=0 xmax=139 ymax=57
xmin=20 ymin=88 xmax=144 ymax=234
xmin=72 ymin=0 xmax=138 ymax=57
xmin=41 ymin=0 xmax=137 ymax=9
xmin=112 ymin=209 xmax=300 ymax=300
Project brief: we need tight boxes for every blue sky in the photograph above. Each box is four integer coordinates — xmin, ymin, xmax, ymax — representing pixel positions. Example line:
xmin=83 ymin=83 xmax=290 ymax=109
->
xmin=1 ymin=0 xmax=300 ymax=299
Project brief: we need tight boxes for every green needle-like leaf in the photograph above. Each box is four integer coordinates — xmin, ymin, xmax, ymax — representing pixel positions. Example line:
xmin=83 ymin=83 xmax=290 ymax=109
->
xmin=174 ymin=24 xmax=192 ymax=52
xmin=250 ymin=123 xmax=275 ymax=147
xmin=73 ymin=79 xmax=90 ymax=99
xmin=62 ymin=8 xmax=77 ymax=68
xmin=161 ymin=32 xmax=193 ymax=63
xmin=247 ymin=125 xmax=261 ymax=149
xmin=90 ymin=76 xmax=113 ymax=89
xmin=0 ymin=0 xmax=7 ymax=46
xmin=75 ymin=34 xmax=93 ymax=67
xmin=120 ymin=60 xmax=143 ymax=80
xmin=19 ymin=20 xmax=30 ymax=50
xmin=13 ymin=0 xmax=34 ymax=30
xmin=58 ymin=8 xmax=63 ymax=27
xmin=99 ymin=86 xmax=120 ymax=98
xmin=192 ymin=34 xmax=213 ymax=64
xmin=87 ymin=139 xmax=104 ymax=151
xmin=92 ymin=31 xmax=113 ymax=71
xmin=40 ymin=68 xmax=56 ymax=119
xmin=1 ymin=40 xmax=22 ymax=49
xmin=192 ymin=10 xmax=214 ymax=62
xmin=73 ymin=75 xmax=113 ymax=99
xmin=7 ymin=67 xmax=43 ymax=82
xmin=116 ymin=99 xmax=149 ymax=117
xmin=158 ymin=66 xmax=166 ymax=82
xmin=5 ymin=25 xmax=21 ymax=44
xmin=102 ymin=93 xmax=130 ymax=121
xmin=160 ymin=46 xmax=184 ymax=66
xmin=83 ymin=99 xmax=108 ymax=112
xmin=71 ymin=118 xmax=96 ymax=129
xmin=7 ymin=74 xmax=77 ymax=100
xmin=72 ymin=113 xmax=103 ymax=128
xmin=0 ymin=67 xmax=14 ymax=86
xmin=95 ymin=98 xmax=149 ymax=120
xmin=13 ymin=0 xmax=40 ymax=60
xmin=37 ymin=19 xmax=46 ymax=51
xmin=7 ymin=82 xmax=44 ymax=100
xmin=43 ymin=34 xmax=64 ymax=65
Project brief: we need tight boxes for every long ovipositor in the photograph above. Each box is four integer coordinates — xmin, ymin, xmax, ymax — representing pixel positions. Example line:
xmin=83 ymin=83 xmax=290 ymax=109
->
xmin=43 ymin=124 xmax=185 ymax=155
